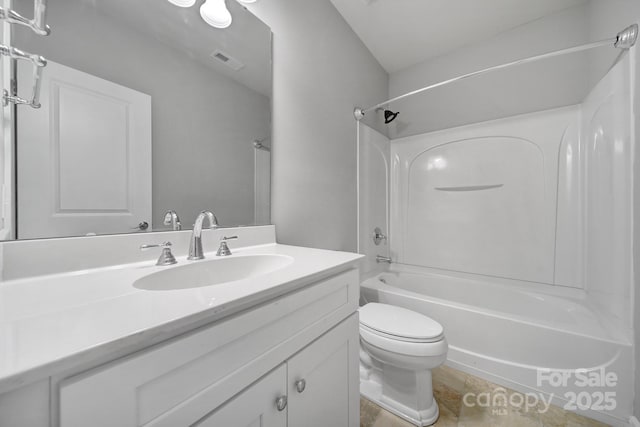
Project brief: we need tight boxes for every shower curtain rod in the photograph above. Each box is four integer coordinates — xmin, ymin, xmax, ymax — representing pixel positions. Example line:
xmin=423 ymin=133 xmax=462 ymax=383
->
xmin=354 ymin=24 xmax=638 ymax=121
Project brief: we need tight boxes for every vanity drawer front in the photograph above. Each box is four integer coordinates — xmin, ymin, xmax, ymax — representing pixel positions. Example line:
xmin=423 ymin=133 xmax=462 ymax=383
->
xmin=59 ymin=268 xmax=358 ymax=427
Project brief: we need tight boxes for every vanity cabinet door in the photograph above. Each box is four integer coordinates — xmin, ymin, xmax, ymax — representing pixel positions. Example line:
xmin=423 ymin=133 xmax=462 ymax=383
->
xmin=195 ymin=364 xmax=287 ymax=427
xmin=287 ymin=314 xmax=359 ymax=427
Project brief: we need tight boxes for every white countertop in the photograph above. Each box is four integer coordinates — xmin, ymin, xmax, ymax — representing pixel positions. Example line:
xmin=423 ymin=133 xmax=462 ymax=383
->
xmin=0 ymin=243 xmax=362 ymax=393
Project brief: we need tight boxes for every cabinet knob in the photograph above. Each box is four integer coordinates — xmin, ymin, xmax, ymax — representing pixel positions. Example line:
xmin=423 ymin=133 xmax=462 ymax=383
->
xmin=275 ymin=395 xmax=288 ymax=411
xmin=295 ymin=379 xmax=306 ymax=393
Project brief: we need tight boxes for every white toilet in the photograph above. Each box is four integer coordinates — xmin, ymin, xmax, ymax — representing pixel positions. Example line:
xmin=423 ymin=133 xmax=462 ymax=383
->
xmin=359 ymin=303 xmax=448 ymax=426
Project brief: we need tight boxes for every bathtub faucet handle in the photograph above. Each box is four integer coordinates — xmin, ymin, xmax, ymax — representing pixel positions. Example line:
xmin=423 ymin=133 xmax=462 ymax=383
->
xmin=375 ymin=255 xmax=392 ymax=264
xmin=373 ymin=227 xmax=387 ymax=246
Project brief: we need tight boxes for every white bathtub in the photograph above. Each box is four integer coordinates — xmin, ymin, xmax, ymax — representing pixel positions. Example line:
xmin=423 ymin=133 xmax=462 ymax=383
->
xmin=360 ymin=269 xmax=633 ymax=425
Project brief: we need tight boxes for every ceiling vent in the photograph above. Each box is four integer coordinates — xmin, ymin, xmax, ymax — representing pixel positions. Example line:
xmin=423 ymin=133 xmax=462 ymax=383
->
xmin=210 ymin=49 xmax=245 ymax=71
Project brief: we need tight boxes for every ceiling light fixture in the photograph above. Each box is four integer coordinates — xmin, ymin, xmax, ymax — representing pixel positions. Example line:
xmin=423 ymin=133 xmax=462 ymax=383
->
xmin=167 ymin=0 xmax=197 ymax=7
xmin=168 ymin=0 xmax=258 ymax=28
xmin=200 ymin=0 xmax=232 ymax=28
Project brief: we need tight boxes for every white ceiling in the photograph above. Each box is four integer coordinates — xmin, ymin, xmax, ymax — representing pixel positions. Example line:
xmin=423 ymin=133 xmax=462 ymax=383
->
xmin=330 ymin=0 xmax=588 ymax=73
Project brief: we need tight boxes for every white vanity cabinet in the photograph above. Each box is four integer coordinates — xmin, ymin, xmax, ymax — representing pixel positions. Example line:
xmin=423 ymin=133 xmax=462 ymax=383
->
xmin=198 ymin=315 xmax=358 ymax=427
xmin=57 ymin=268 xmax=360 ymax=427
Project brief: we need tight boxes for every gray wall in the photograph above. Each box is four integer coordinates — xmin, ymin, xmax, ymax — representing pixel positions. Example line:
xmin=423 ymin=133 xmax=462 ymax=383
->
xmin=15 ymin=1 xmax=270 ymax=231
xmin=245 ymin=0 xmax=388 ymax=252
xmin=388 ymin=4 xmax=591 ymax=138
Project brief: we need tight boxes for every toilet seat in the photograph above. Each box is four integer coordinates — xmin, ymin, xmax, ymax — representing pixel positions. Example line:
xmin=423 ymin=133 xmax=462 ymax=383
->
xmin=359 ymin=303 xmax=444 ymax=342
xmin=360 ymin=326 xmax=447 ymax=358
xmin=359 ymin=323 xmax=444 ymax=344
xmin=359 ymin=303 xmax=446 ymax=358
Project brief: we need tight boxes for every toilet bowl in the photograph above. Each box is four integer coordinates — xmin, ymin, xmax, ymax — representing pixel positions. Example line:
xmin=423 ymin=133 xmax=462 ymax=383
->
xmin=359 ymin=303 xmax=448 ymax=426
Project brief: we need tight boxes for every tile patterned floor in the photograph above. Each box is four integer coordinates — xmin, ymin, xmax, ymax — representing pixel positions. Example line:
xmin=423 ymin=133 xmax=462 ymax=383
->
xmin=360 ymin=365 xmax=611 ymax=427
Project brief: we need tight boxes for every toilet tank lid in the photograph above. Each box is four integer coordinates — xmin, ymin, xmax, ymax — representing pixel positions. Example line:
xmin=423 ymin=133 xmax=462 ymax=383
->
xmin=359 ymin=303 xmax=444 ymax=340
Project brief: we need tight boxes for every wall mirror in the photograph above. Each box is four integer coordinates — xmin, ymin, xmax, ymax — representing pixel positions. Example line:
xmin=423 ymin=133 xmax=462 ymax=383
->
xmin=4 ymin=0 xmax=271 ymax=240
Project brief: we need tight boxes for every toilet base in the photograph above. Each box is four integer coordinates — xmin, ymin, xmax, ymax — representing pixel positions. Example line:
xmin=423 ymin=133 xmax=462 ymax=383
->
xmin=360 ymin=361 xmax=440 ymax=426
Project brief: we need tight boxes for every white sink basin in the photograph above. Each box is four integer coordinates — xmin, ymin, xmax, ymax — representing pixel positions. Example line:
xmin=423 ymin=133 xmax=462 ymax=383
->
xmin=133 ymin=254 xmax=294 ymax=291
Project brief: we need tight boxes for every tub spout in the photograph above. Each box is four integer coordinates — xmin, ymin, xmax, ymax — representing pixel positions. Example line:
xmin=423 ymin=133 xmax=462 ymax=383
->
xmin=376 ymin=255 xmax=392 ymax=264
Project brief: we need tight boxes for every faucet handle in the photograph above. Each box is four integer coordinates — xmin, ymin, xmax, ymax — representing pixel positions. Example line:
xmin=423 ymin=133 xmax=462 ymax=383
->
xmin=140 ymin=241 xmax=172 ymax=250
xmin=217 ymin=236 xmax=238 ymax=257
xmin=140 ymin=241 xmax=177 ymax=266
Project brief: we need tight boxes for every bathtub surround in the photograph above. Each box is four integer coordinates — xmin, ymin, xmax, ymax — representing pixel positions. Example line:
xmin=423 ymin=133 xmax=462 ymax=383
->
xmin=583 ymin=2 xmax=640 ymax=422
xmin=244 ymin=0 xmax=388 ymax=252
xmin=390 ymin=107 xmax=575 ymax=285
xmin=582 ymin=3 xmax=640 ymax=421
xmin=358 ymin=124 xmax=390 ymax=275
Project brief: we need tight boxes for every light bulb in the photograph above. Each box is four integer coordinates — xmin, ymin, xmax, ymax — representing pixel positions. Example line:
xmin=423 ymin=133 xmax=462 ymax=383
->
xmin=167 ymin=0 xmax=196 ymax=7
xmin=200 ymin=0 xmax=232 ymax=28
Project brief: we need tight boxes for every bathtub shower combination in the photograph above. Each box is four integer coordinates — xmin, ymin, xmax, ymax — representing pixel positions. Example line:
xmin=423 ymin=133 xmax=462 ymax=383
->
xmin=356 ymin=31 xmax=637 ymax=426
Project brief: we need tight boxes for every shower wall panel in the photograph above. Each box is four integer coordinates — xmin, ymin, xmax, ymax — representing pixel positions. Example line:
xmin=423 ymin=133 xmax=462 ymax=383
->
xmin=358 ymin=124 xmax=390 ymax=275
xmin=581 ymin=53 xmax=633 ymax=329
xmin=382 ymin=48 xmax=633 ymax=331
xmin=390 ymin=107 xmax=580 ymax=285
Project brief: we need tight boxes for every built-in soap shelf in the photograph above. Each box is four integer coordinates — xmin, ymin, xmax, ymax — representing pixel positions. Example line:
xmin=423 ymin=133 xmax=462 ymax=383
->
xmin=434 ymin=184 xmax=504 ymax=192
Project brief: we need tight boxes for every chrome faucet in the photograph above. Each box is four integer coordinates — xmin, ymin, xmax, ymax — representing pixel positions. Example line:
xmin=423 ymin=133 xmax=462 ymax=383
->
xmin=188 ymin=210 xmax=219 ymax=260
xmin=376 ymin=255 xmax=392 ymax=264
xmin=163 ymin=210 xmax=182 ymax=231
xmin=140 ymin=241 xmax=177 ymax=266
